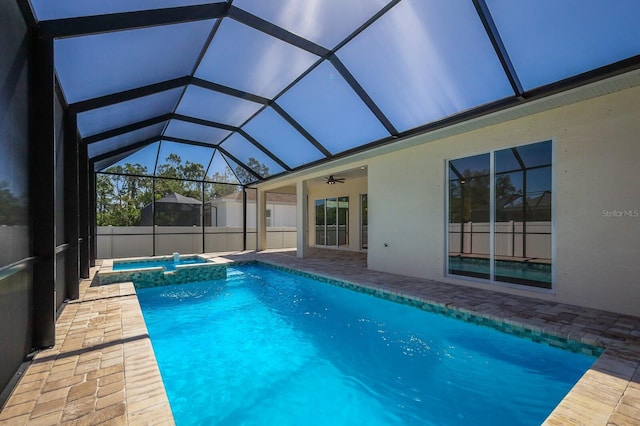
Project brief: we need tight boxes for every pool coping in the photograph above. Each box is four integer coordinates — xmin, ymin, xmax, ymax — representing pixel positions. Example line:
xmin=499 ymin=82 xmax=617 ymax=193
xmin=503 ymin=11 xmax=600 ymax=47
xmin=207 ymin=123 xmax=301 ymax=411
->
xmin=1 ymin=250 xmax=639 ymax=424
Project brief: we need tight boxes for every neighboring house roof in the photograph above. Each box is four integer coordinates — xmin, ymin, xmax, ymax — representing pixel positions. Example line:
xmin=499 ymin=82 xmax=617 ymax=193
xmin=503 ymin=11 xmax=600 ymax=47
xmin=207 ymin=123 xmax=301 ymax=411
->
xmin=154 ymin=192 xmax=202 ymax=205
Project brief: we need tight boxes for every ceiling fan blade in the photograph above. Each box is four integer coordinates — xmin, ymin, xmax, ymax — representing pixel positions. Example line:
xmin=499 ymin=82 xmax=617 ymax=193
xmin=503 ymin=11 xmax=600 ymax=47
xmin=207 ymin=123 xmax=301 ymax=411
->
xmin=326 ymin=175 xmax=346 ymax=184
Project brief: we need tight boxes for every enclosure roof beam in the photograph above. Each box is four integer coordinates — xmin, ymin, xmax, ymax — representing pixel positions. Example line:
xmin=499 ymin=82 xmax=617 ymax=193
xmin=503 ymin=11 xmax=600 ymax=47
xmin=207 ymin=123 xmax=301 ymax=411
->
xmin=69 ymin=76 xmax=191 ymax=113
xmin=90 ymin=137 xmax=160 ymax=163
xmin=83 ymin=114 xmax=172 ymax=145
xmin=38 ymin=3 xmax=229 ymax=38
xmin=472 ymin=0 xmax=523 ymax=97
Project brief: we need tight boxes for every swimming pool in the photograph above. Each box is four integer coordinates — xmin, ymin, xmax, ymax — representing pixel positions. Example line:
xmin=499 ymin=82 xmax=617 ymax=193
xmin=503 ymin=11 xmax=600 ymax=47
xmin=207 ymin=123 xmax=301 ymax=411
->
xmin=137 ymin=263 xmax=596 ymax=425
xmin=113 ymin=256 xmax=209 ymax=272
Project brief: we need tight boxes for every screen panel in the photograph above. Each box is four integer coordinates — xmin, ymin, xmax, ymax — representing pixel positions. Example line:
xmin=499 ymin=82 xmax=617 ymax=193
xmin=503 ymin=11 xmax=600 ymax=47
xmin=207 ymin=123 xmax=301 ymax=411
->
xmin=338 ymin=0 xmax=513 ymax=133
xmin=106 ymin=142 xmax=161 ymax=176
xmin=220 ymin=153 xmax=257 ymax=185
xmin=31 ymin=0 xmax=222 ymax=21
xmin=155 ymin=141 xmax=214 ymax=180
xmin=206 ymin=150 xmax=241 ymax=184
xmin=77 ymin=88 xmax=183 ymax=137
xmin=55 ymin=20 xmax=214 ymax=103
xmin=232 ymin=0 xmax=390 ymax=48
xmin=195 ymin=18 xmax=318 ymax=99
xmin=486 ymin=0 xmax=640 ymax=89
xmin=220 ymin=133 xmax=285 ymax=178
xmin=0 ymin=0 xmax=30 ymax=267
xmin=277 ymin=61 xmax=389 ymax=154
xmin=176 ymin=85 xmax=263 ymax=127
xmin=88 ymin=122 xmax=165 ymax=158
xmin=94 ymin=151 xmax=140 ymax=172
xmin=243 ymin=107 xmax=326 ymax=168
xmin=163 ymin=120 xmax=231 ymax=145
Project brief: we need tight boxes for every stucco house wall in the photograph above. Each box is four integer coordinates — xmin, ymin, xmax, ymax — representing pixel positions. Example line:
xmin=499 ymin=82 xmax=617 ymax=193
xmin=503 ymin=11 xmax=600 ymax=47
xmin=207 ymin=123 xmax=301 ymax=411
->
xmin=365 ymin=85 xmax=640 ymax=316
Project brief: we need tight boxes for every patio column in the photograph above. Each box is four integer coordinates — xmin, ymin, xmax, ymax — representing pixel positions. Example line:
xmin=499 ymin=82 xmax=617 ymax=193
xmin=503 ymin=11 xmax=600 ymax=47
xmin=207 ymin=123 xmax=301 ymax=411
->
xmin=296 ymin=180 xmax=309 ymax=258
xmin=256 ymin=189 xmax=267 ymax=251
xmin=78 ymin=143 xmax=89 ymax=278
xmin=30 ymin=33 xmax=56 ymax=348
xmin=64 ymin=111 xmax=80 ymax=300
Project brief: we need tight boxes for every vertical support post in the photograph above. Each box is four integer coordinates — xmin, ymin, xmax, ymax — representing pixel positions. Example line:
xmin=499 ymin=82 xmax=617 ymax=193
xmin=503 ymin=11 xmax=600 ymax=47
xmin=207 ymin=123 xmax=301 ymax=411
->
xmin=242 ymin=186 xmax=247 ymax=251
xmin=296 ymin=180 xmax=309 ymax=258
xmin=522 ymin=169 xmax=527 ymax=258
xmin=256 ymin=189 xmax=267 ymax=251
xmin=64 ymin=112 xmax=79 ymax=299
xmin=79 ymin=149 xmax=89 ymax=278
xmin=459 ymin=183 xmax=465 ymax=254
xmin=152 ymin=178 xmax=156 ymax=256
xmin=201 ymin=181 xmax=205 ymax=253
xmin=30 ymin=33 xmax=56 ymax=348
xmin=89 ymin=170 xmax=96 ymax=267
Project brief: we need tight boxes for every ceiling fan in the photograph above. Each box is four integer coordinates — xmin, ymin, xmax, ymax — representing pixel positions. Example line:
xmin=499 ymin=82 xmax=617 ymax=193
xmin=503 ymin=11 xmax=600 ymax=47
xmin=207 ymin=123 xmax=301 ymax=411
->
xmin=326 ymin=175 xmax=345 ymax=185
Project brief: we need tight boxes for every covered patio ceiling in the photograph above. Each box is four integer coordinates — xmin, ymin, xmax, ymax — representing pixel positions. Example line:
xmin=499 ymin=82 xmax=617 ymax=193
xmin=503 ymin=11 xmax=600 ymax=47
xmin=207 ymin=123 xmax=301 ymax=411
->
xmin=25 ymin=0 xmax=640 ymax=185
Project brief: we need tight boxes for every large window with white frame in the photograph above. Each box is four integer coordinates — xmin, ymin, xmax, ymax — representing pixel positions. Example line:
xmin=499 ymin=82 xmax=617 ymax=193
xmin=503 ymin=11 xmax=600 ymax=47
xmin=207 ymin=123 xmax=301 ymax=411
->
xmin=447 ymin=140 xmax=552 ymax=289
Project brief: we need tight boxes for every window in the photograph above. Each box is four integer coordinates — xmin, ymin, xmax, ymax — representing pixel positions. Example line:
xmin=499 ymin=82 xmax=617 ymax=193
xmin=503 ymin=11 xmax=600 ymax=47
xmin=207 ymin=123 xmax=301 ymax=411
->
xmin=447 ymin=140 xmax=552 ymax=289
xmin=315 ymin=196 xmax=349 ymax=247
xmin=266 ymin=209 xmax=272 ymax=227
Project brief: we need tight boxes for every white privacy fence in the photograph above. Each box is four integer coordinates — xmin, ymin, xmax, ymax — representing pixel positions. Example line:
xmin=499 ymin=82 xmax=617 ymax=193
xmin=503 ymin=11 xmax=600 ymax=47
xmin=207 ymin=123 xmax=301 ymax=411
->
xmin=448 ymin=221 xmax=551 ymax=259
xmin=97 ymin=226 xmax=296 ymax=259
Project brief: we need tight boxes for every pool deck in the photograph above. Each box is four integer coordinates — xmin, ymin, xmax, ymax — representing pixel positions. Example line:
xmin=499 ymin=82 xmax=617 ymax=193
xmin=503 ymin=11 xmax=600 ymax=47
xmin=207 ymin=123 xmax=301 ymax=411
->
xmin=1 ymin=249 xmax=639 ymax=425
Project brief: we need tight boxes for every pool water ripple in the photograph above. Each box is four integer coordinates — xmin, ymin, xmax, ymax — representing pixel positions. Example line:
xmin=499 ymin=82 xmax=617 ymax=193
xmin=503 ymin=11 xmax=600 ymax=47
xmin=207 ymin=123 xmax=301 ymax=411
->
xmin=137 ymin=264 xmax=596 ymax=425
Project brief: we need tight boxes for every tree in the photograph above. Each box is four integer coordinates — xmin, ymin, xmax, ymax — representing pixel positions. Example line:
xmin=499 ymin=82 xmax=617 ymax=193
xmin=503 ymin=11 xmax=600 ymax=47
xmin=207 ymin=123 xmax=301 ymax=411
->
xmin=234 ymin=157 xmax=269 ymax=184
xmin=0 ymin=180 xmax=26 ymax=226
xmin=155 ymin=154 xmax=205 ymax=200
xmin=449 ymin=168 xmax=490 ymax=223
xmin=96 ymin=164 xmax=152 ymax=226
xmin=206 ymin=165 xmax=240 ymax=200
xmin=95 ymin=155 xmax=267 ymax=226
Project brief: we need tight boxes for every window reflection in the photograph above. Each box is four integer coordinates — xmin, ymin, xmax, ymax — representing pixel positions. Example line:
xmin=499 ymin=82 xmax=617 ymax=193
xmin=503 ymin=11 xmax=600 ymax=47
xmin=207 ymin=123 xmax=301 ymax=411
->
xmin=448 ymin=153 xmax=491 ymax=279
xmin=447 ymin=141 xmax=552 ymax=289
xmin=494 ymin=141 xmax=552 ymax=288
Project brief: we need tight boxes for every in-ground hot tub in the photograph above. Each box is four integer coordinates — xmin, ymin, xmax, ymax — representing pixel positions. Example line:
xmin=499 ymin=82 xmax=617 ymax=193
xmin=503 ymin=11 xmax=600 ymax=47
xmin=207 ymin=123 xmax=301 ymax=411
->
xmin=99 ymin=255 xmax=227 ymax=288
xmin=113 ymin=255 xmax=210 ymax=272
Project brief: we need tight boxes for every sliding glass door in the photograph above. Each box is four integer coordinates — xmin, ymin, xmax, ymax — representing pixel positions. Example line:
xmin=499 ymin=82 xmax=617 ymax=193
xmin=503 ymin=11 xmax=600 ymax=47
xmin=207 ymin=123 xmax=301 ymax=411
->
xmin=315 ymin=196 xmax=349 ymax=247
xmin=447 ymin=140 xmax=552 ymax=289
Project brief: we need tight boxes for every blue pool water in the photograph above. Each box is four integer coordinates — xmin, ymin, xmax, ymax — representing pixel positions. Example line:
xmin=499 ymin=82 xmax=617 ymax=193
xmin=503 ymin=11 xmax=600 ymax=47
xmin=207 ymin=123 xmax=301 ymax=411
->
xmin=137 ymin=264 xmax=595 ymax=425
xmin=113 ymin=257 xmax=208 ymax=272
